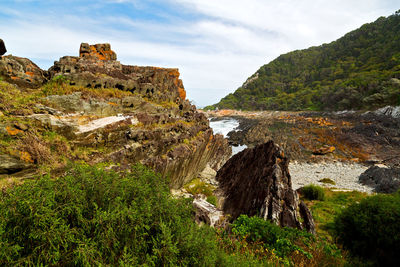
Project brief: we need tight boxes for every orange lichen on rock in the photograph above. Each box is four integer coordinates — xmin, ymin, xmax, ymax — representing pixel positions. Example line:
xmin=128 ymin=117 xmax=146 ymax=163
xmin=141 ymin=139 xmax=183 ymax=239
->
xmin=218 ymin=110 xmax=235 ymax=116
xmin=6 ymin=126 xmax=23 ymax=136
xmin=167 ymin=69 xmax=186 ymax=99
xmin=178 ymin=86 xmax=186 ymax=100
xmin=79 ymin=43 xmax=117 ymax=61
xmin=25 ymin=71 xmax=34 ymax=76
xmin=20 ymin=151 xmax=34 ymax=163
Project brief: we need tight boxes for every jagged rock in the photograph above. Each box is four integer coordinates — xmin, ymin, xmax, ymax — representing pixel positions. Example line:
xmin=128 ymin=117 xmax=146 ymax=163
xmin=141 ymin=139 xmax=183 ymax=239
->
xmin=0 ymin=42 xmax=232 ymax=192
xmin=373 ymin=105 xmax=400 ymax=119
xmin=359 ymin=165 xmax=400 ymax=193
xmin=193 ymin=194 xmax=226 ymax=227
xmin=79 ymin=43 xmax=117 ymax=61
xmin=0 ymin=55 xmax=47 ymax=88
xmin=48 ymin=43 xmax=188 ymax=105
xmin=0 ymin=39 xmax=6 ymax=56
xmin=0 ymin=154 xmax=31 ymax=174
xmin=216 ymin=141 xmax=315 ymax=233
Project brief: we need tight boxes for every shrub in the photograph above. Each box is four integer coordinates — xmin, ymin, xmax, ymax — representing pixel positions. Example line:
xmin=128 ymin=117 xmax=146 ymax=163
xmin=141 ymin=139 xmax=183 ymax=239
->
xmin=0 ymin=163 xmax=223 ymax=266
xmin=333 ymin=192 xmax=400 ymax=266
xmin=301 ymin=184 xmax=325 ymax=201
xmin=232 ymin=215 xmax=314 ymax=259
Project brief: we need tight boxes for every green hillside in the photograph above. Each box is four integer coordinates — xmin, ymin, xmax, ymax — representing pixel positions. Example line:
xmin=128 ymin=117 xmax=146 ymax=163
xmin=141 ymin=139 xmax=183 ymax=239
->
xmin=207 ymin=10 xmax=400 ymax=111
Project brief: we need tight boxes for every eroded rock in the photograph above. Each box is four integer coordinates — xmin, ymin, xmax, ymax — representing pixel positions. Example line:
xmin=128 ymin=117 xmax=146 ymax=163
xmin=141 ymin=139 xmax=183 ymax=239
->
xmin=48 ymin=43 xmax=188 ymax=105
xmin=0 ymin=55 xmax=47 ymax=88
xmin=216 ymin=141 xmax=315 ymax=233
xmin=359 ymin=165 xmax=400 ymax=193
xmin=79 ymin=43 xmax=117 ymax=61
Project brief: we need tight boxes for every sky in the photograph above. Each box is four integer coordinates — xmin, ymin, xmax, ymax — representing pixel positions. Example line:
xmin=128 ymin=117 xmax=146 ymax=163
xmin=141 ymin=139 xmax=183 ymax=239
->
xmin=0 ymin=1 xmax=398 ymax=107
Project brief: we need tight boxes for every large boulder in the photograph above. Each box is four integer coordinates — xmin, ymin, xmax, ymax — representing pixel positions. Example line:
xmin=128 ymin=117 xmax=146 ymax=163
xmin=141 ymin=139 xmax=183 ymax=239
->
xmin=0 ymin=39 xmax=6 ymax=56
xmin=359 ymin=165 xmax=400 ymax=193
xmin=216 ymin=141 xmax=315 ymax=233
xmin=0 ymin=55 xmax=47 ymax=88
xmin=79 ymin=43 xmax=117 ymax=61
xmin=48 ymin=43 xmax=187 ymax=104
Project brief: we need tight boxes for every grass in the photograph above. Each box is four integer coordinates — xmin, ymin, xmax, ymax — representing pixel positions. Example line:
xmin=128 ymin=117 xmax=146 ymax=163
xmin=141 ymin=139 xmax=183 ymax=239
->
xmin=184 ymin=178 xmax=215 ymax=197
xmin=302 ymin=188 xmax=369 ymax=239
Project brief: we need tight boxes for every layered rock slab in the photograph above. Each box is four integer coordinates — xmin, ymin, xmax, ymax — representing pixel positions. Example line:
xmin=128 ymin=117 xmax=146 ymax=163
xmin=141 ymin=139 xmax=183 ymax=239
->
xmin=216 ymin=141 xmax=315 ymax=233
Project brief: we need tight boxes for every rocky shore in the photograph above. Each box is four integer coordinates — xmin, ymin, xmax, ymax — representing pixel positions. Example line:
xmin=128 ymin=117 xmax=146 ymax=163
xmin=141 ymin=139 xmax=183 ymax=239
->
xmin=206 ymin=108 xmax=400 ymax=193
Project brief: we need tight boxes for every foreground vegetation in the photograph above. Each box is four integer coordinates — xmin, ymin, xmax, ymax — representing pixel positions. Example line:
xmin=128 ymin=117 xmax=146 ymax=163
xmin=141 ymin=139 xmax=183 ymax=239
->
xmin=207 ymin=10 xmax=400 ymax=111
xmin=0 ymin=164 xmax=347 ymax=266
xmin=303 ymin=187 xmax=400 ymax=266
xmin=1 ymin=162 xmax=399 ymax=266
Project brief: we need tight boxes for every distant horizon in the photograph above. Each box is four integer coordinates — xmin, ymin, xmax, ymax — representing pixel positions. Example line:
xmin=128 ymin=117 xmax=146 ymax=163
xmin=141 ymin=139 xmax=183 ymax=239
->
xmin=1 ymin=1 xmax=398 ymax=106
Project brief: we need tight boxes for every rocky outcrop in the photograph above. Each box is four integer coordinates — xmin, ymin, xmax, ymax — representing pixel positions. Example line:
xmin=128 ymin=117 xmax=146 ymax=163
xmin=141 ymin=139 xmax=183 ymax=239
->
xmin=79 ymin=43 xmax=117 ymax=61
xmin=359 ymin=165 xmax=400 ymax=193
xmin=0 ymin=39 xmax=6 ymax=56
xmin=0 ymin=56 xmax=47 ymax=88
xmin=373 ymin=106 xmax=400 ymax=119
xmin=216 ymin=141 xmax=315 ymax=233
xmin=48 ymin=43 xmax=187 ymax=105
xmin=0 ymin=43 xmax=231 ymax=188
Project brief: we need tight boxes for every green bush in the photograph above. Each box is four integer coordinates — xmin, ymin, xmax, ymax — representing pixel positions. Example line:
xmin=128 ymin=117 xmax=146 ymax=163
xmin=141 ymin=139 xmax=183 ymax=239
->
xmin=0 ymin=163 xmax=225 ymax=266
xmin=301 ymin=184 xmax=325 ymax=201
xmin=232 ymin=215 xmax=314 ymax=259
xmin=333 ymin=192 xmax=400 ymax=266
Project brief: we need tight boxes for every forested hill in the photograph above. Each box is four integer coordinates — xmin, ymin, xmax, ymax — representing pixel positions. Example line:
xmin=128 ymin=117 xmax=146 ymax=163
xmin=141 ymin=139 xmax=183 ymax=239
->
xmin=206 ymin=10 xmax=400 ymax=111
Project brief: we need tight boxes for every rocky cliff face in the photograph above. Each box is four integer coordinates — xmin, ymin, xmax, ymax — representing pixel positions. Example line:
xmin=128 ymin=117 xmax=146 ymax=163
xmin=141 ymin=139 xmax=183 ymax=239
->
xmin=48 ymin=43 xmax=186 ymax=104
xmin=216 ymin=141 xmax=315 ymax=233
xmin=0 ymin=42 xmax=230 ymax=188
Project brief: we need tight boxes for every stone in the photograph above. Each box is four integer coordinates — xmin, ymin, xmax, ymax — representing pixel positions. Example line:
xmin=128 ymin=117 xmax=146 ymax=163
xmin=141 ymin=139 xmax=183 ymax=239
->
xmin=0 ymin=38 xmax=6 ymax=56
xmin=359 ymin=165 xmax=400 ymax=193
xmin=0 ymin=153 xmax=30 ymax=174
xmin=0 ymin=55 xmax=47 ymax=88
xmin=198 ymin=164 xmax=218 ymax=185
xmin=216 ymin=141 xmax=315 ymax=233
xmin=48 ymin=43 xmax=187 ymax=103
xmin=193 ymin=194 xmax=226 ymax=228
xmin=79 ymin=43 xmax=117 ymax=61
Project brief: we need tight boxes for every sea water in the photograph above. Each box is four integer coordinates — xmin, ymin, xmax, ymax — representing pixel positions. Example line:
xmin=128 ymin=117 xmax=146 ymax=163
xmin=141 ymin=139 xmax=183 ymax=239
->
xmin=209 ymin=118 xmax=247 ymax=155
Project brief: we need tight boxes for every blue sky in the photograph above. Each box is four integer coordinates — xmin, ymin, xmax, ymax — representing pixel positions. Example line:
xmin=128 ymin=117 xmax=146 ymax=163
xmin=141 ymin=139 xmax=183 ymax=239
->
xmin=0 ymin=0 xmax=398 ymax=106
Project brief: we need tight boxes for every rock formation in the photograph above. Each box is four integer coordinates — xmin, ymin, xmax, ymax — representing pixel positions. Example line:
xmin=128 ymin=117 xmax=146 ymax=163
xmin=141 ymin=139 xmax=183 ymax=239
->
xmin=48 ymin=43 xmax=186 ymax=105
xmin=0 ymin=39 xmax=6 ymax=56
xmin=0 ymin=55 xmax=47 ymax=88
xmin=359 ymin=165 xmax=400 ymax=193
xmin=216 ymin=141 xmax=315 ymax=233
xmin=79 ymin=43 xmax=117 ymax=61
xmin=0 ymin=43 xmax=231 ymax=188
xmin=193 ymin=194 xmax=226 ymax=227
